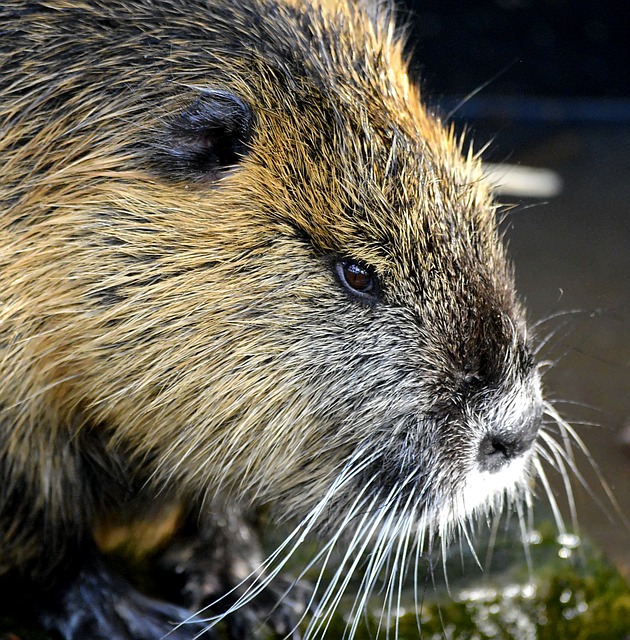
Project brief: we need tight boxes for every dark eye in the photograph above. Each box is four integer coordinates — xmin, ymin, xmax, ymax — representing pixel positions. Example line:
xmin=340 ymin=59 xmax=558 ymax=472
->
xmin=335 ymin=258 xmax=378 ymax=301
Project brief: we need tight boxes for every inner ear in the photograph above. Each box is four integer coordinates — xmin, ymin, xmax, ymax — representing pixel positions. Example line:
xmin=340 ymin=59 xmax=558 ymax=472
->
xmin=153 ymin=89 xmax=254 ymax=182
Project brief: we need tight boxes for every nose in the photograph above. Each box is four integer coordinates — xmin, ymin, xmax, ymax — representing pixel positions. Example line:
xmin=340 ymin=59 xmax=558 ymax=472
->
xmin=477 ymin=415 xmax=540 ymax=473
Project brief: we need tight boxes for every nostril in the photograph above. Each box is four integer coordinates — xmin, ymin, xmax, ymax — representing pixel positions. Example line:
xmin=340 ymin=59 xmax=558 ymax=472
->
xmin=477 ymin=432 xmax=534 ymax=473
xmin=480 ymin=436 xmax=509 ymax=459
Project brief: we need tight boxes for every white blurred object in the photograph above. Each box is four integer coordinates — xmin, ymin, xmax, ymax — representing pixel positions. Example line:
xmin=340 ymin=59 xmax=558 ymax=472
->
xmin=483 ymin=162 xmax=563 ymax=199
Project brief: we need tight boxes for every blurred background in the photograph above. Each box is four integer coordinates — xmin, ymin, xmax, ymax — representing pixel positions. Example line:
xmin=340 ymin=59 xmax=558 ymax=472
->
xmin=400 ymin=0 xmax=630 ymax=574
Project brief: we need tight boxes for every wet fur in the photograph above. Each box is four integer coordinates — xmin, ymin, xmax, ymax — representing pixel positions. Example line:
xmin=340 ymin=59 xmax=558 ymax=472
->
xmin=1 ymin=0 xmax=546 ymax=637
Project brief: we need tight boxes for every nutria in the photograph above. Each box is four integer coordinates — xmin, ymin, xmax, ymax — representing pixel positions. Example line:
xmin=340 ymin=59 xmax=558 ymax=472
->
xmin=1 ymin=0 xmax=546 ymax=638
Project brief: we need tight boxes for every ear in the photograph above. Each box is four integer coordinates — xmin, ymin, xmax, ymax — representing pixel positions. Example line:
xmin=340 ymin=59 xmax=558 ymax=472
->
xmin=152 ymin=89 xmax=254 ymax=181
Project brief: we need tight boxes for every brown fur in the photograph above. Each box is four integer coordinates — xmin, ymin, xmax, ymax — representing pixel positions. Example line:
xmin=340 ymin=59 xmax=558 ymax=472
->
xmin=1 ymin=0 xmax=540 ymax=634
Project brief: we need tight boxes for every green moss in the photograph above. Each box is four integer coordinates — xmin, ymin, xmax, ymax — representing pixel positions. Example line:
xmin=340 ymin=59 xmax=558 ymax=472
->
xmin=537 ymin=562 xmax=630 ymax=640
xmin=299 ymin=527 xmax=630 ymax=639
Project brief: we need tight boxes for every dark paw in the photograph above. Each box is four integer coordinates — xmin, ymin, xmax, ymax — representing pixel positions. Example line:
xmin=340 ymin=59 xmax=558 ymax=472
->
xmin=195 ymin=573 xmax=310 ymax=640
xmin=38 ymin=556 xmax=213 ymax=640
xmin=183 ymin=575 xmax=309 ymax=640
xmin=237 ymin=575 xmax=311 ymax=640
xmin=155 ymin=515 xmax=312 ymax=640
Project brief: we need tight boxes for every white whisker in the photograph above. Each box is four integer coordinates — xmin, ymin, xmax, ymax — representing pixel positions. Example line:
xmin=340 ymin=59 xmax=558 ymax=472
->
xmin=544 ymin=401 xmax=627 ymax=526
xmin=537 ymin=432 xmax=579 ymax=531
xmin=515 ymin=496 xmax=533 ymax=577
xmin=177 ymin=375 xmax=607 ymax=640
xmin=532 ymin=457 xmax=567 ymax=536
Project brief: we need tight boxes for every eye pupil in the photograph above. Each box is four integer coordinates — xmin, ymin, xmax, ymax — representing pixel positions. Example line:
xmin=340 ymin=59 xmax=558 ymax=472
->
xmin=344 ymin=262 xmax=372 ymax=292
xmin=338 ymin=258 xmax=376 ymax=297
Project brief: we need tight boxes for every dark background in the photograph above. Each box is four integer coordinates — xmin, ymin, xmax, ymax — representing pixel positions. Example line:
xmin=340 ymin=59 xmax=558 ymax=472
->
xmin=404 ymin=0 xmax=629 ymax=98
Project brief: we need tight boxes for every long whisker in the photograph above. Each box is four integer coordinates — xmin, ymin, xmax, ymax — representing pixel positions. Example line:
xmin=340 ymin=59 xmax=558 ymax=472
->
xmin=484 ymin=507 xmax=502 ymax=571
xmin=515 ymin=495 xmax=533 ymax=577
xmin=529 ymin=308 xmax=591 ymax=332
xmin=344 ymin=488 xmax=411 ymax=637
xmin=310 ymin=496 xmax=394 ymax=639
xmin=176 ymin=385 xmax=609 ymax=640
xmin=544 ymin=401 xmax=628 ymax=527
xmin=181 ymin=447 xmax=379 ymax=636
xmin=537 ymin=431 xmax=579 ymax=531
xmin=532 ymin=457 xmax=567 ymax=536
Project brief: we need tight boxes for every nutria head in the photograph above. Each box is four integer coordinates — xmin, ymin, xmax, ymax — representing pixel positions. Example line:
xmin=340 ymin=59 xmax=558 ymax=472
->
xmin=0 ymin=0 xmax=543 ymax=630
